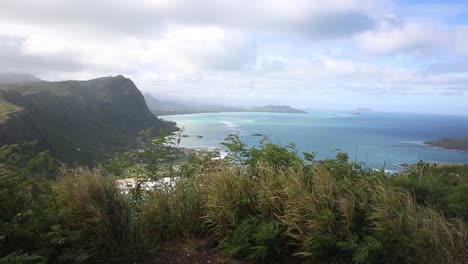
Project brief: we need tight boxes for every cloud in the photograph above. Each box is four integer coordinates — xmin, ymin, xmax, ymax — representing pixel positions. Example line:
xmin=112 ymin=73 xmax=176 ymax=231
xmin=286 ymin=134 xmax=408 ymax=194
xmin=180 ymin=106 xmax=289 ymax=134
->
xmin=0 ymin=0 xmax=468 ymax=113
xmin=0 ymin=0 xmax=382 ymax=77
xmin=455 ymin=26 xmax=468 ymax=55
xmin=0 ymin=34 xmax=84 ymax=74
xmin=357 ymin=21 xmax=448 ymax=54
xmin=0 ymin=0 xmax=379 ymax=39
xmin=149 ymin=25 xmax=256 ymax=71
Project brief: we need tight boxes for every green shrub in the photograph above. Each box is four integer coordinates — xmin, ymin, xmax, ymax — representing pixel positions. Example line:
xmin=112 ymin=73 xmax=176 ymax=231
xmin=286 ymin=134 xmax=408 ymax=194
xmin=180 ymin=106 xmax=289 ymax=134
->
xmin=219 ymin=218 xmax=285 ymax=261
xmin=0 ymin=251 xmax=46 ymax=264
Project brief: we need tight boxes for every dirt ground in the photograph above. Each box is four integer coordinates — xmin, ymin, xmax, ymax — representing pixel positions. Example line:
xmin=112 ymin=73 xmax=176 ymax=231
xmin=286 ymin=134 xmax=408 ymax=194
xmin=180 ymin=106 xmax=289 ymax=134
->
xmin=131 ymin=238 xmax=306 ymax=264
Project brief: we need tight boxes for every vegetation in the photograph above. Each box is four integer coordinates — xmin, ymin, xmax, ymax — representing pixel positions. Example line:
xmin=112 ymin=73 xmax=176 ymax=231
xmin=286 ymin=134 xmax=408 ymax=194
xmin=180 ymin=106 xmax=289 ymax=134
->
xmin=0 ymin=97 xmax=22 ymax=122
xmin=1 ymin=133 xmax=468 ymax=263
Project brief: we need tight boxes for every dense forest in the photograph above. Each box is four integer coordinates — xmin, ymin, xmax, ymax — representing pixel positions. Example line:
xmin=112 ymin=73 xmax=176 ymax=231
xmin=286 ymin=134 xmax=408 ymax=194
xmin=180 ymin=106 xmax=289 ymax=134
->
xmin=1 ymin=132 xmax=467 ymax=263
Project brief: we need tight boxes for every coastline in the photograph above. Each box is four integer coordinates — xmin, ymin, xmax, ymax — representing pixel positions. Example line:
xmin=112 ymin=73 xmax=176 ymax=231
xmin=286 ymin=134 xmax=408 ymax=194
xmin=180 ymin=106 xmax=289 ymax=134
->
xmin=405 ymin=140 xmax=468 ymax=153
xmin=155 ymin=110 xmax=308 ymax=117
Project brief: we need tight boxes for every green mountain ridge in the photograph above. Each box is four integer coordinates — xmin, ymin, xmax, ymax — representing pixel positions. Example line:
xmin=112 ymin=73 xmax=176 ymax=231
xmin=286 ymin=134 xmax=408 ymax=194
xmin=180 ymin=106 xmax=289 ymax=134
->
xmin=0 ymin=75 xmax=175 ymax=163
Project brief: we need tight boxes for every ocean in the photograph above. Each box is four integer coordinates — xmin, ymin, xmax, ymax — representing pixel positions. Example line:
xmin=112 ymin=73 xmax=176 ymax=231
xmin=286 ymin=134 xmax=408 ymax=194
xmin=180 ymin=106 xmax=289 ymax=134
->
xmin=163 ymin=111 xmax=468 ymax=171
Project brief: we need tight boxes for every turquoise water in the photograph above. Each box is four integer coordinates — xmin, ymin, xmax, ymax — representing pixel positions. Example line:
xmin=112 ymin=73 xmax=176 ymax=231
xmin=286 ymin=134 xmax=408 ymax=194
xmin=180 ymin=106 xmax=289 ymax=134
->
xmin=163 ymin=111 xmax=468 ymax=171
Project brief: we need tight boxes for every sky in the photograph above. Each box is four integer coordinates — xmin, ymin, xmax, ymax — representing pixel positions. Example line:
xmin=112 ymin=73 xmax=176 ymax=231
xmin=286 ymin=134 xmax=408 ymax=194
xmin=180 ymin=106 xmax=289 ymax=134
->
xmin=1 ymin=0 xmax=468 ymax=114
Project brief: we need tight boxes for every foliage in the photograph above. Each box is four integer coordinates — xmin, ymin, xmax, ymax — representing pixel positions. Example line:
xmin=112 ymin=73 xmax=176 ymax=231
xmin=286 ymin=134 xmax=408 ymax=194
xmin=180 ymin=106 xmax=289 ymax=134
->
xmin=390 ymin=163 xmax=468 ymax=219
xmin=219 ymin=218 xmax=285 ymax=261
xmin=2 ymin=134 xmax=468 ymax=263
xmin=0 ymin=140 xmax=56 ymax=177
xmin=105 ymin=128 xmax=182 ymax=180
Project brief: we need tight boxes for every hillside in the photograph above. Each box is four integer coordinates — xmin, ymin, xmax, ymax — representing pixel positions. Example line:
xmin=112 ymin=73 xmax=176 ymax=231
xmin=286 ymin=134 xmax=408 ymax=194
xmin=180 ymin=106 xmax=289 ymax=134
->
xmin=426 ymin=137 xmax=468 ymax=151
xmin=0 ymin=75 xmax=176 ymax=163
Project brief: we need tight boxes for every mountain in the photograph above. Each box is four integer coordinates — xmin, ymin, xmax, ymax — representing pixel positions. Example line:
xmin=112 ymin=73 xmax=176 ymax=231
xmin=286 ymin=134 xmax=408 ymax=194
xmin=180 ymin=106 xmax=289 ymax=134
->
xmin=250 ymin=105 xmax=307 ymax=113
xmin=0 ymin=73 xmax=43 ymax=84
xmin=0 ymin=75 xmax=176 ymax=163
xmin=144 ymin=94 xmax=307 ymax=115
xmin=425 ymin=137 xmax=468 ymax=152
xmin=144 ymin=93 xmax=243 ymax=115
xmin=144 ymin=93 xmax=188 ymax=111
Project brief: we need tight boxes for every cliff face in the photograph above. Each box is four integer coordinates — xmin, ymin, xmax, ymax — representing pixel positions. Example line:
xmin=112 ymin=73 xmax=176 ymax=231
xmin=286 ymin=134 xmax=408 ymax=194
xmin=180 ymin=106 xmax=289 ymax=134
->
xmin=0 ymin=75 xmax=176 ymax=163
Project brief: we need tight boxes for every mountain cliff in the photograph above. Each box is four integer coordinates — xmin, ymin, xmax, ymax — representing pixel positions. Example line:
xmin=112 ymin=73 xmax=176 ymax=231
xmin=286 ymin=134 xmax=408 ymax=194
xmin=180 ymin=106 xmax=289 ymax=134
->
xmin=0 ymin=75 xmax=176 ymax=163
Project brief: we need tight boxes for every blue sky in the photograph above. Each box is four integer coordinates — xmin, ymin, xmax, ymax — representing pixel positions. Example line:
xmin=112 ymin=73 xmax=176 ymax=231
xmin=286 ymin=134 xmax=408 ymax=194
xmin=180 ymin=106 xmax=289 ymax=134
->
xmin=0 ymin=0 xmax=467 ymax=114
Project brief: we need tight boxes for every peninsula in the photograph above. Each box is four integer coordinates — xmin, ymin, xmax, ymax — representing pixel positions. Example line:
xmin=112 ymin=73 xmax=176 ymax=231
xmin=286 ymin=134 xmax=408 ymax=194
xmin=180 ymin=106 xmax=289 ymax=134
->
xmin=425 ymin=137 xmax=468 ymax=151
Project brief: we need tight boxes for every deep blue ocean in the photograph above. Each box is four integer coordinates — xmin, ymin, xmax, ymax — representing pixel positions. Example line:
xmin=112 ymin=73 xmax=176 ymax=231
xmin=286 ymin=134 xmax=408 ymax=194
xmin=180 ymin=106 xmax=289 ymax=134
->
xmin=164 ymin=111 xmax=468 ymax=171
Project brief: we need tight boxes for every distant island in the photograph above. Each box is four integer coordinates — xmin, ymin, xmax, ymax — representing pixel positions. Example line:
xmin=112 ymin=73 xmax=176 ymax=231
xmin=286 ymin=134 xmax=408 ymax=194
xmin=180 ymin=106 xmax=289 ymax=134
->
xmin=426 ymin=137 xmax=468 ymax=152
xmin=249 ymin=105 xmax=307 ymax=113
xmin=351 ymin=108 xmax=374 ymax=115
xmin=144 ymin=93 xmax=307 ymax=115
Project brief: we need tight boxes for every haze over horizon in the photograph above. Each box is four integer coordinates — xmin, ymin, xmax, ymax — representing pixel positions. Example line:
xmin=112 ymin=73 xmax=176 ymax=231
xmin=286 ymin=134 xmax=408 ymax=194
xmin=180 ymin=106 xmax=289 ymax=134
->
xmin=1 ymin=0 xmax=468 ymax=114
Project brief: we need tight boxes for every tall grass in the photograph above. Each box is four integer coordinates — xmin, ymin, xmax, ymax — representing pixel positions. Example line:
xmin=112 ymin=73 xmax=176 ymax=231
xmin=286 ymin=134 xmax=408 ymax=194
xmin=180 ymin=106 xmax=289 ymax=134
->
xmin=201 ymin=158 xmax=468 ymax=263
xmin=2 ymin=138 xmax=468 ymax=263
xmin=53 ymin=167 xmax=141 ymax=262
xmin=137 ymin=177 xmax=206 ymax=244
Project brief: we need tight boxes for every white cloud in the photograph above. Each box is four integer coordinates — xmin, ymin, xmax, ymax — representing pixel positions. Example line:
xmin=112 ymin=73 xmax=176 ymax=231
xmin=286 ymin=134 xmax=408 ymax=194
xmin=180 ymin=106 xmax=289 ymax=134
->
xmin=0 ymin=0 xmax=383 ymax=79
xmin=455 ymin=26 xmax=468 ymax=55
xmin=148 ymin=25 xmax=255 ymax=71
xmin=0 ymin=0 xmax=468 ymax=112
xmin=358 ymin=21 xmax=448 ymax=54
xmin=0 ymin=0 xmax=381 ymax=38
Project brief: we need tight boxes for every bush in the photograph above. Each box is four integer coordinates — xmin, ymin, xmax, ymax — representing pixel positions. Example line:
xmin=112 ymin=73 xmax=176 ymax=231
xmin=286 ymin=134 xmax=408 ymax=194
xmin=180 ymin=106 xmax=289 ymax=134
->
xmin=219 ymin=218 xmax=285 ymax=261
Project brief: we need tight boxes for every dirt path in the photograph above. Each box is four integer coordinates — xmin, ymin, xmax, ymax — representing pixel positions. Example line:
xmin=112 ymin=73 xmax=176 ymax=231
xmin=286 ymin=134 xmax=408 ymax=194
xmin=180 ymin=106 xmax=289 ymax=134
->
xmin=133 ymin=238 xmax=250 ymax=264
xmin=132 ymin=238 xmax=306 ymax=264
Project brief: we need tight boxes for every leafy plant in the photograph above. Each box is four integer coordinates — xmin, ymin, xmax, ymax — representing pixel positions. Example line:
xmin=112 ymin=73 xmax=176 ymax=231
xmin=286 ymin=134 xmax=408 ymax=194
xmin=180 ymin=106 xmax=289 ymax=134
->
xmin=219 ymin=218 xmax=285 ymax=261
